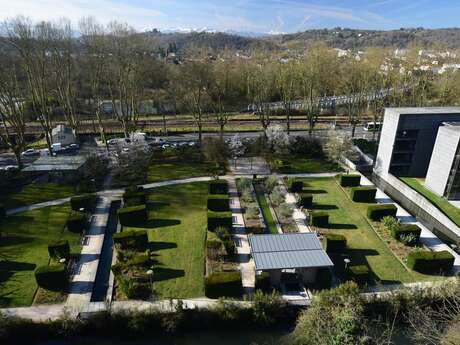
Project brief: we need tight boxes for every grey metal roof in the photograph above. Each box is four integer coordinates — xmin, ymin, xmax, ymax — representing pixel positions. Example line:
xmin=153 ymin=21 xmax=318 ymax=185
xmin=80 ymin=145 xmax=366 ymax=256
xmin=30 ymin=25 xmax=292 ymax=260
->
xmin=23 ymin=155 xmax=87 ymax=172
xmin=386 ymin=107 xmax=460 ymax=115
xmin=249 ymin=233 xmax=333 ymax=270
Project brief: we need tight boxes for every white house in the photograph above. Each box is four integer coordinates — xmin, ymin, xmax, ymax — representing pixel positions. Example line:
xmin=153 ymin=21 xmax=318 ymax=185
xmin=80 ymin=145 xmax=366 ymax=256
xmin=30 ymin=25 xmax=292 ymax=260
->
xmin=52 ymin=124 xmax=77 ymax=146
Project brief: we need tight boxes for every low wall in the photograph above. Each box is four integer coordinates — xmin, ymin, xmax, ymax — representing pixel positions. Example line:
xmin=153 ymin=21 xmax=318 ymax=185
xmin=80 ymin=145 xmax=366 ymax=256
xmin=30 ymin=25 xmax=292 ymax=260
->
xmin=372 ymin=173 xmax=460 ymax=243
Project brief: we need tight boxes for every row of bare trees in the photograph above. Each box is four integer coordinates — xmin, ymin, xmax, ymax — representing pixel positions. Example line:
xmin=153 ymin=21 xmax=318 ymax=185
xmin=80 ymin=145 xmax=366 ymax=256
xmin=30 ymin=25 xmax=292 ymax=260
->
xmin=1 ymin=16 xmax=459 ymax=167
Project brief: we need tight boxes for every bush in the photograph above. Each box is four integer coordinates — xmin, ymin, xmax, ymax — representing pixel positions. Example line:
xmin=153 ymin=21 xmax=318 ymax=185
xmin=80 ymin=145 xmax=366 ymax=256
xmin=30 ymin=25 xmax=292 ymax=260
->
xmin=310 ymin=211 xmax=329 ymax=228
xmin=67 ymin=211 xmax=87 ymax=233
xmin=207 ymin=194 xmax=230 ymax=212
xmin=48 ymin=240 xmax=70 ymax=260
xmin=70 ymin=194 xmax=97 ymax=212
xmin=407 ymin=250 xmax=454 ymax=273
xmin=123 ymin=190 xmax=146 ymax=207
xmin=0 ymin=204 xmax=5 ymax=222
xmin=348 ymin=265 xmax=369 ymax=285
xmin=215 ymin=226 xmax=231 ymax=241
xmin=223 ymin=239 xmax=236 ymax=256
xmin=206 ymin=239 xmax=222 ymax=250
xmin=207 ymin=211 xmax=232 ymax=232
xmin=205 ymin=272 xmax=243 ymax=299
xmin=125 ymin=185 xmax=144 ymax=194
xmin=34 ymin=264 xmax=68 ymax=290
xmin=113 ymin=229 xmax=148 ymax=249
xmin=367 ymin=204 xmax=397 ymax=221
xmin=324 ymin=234 xmax=347 ymax=253
xmin=117 ymin=205 xmax=148 ymax=226
xmin=350 ymin=186 xmax=377 ymax=203
xmin=255 ymin=272 xmax=272 ymax=293
xmin=340 ymin=174 xmax=361 ymax=187
xmin=246 ymin=226 xmax=264 ymax=234
xmin=391 ymin=223 xmax=422 ymax=245
xmin=209 ymin=180 xmax=228 ymax=195
xmin=289 ymin=180 xmax=303 ymax=193
xmin=297 ymin=193 xmax=313 ymax=208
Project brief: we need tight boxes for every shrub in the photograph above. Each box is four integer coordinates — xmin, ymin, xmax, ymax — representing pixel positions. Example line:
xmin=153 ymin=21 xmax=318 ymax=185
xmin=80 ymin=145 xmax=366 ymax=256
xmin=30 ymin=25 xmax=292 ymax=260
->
xmin=247 ymin=226 xmax=264 ymax=234
xmin=67 ymin=211 xmax=87 ymax=233
xmin=350 ymin=186 xmax=377 ymax=202
xmin=391 ymin=223 xmax=422 ymax=245
xmin=206 ymin=239 xmax=222 ymax=250
xmin=264 ymin=176 xmax=278 ymax=193
xmin=297 ymin=193 xmax=313 ymax=208
xmin=123 ymin=190 xmax=146 ymax=207
xmin=125 ymin=185 xmax=144 ymax=194
xmin=289 ymin=180 xmax=303 ymax=193
xmin=215 ymin=226 xmax=230 ymax=241
xmin=70 ymin=194 xmax=97 ymax=212
xmin=0 ymin=203 xmax=5 ymax=222
xmin=207 ymin=194 xmax=230 ymax=212
xmin=223 ymin=239 xmax=236 ymax=256
xmin=48 ymin=240 xmax=70 ymax=260
xmin=113 ymin=230 xmax=148 ymax=250
xmin=34 ymin=264 xmax=68 ymax=290
xmin=310 ymin=211 xmax=329 ymax=228
xmin=246 ymin=206 xmax=260 ymax=219
xmin=367 ymin=204 xmax=397 ymax=221
xmin=340 ymin=174 xmax=361 ymax=187
xmin=255 ymin=272 xmax=272 ymax=293
xmin=324 ymin=234 xmax=347 ymax=253
xmin=209 ymin=180 xmax=228 ymax=195
xmin=407 ymin=250 xmax=454 ymax=273
xmin=125 ymin=252 xmax=151 ymax=267
xmin=269 ymin=187 xmax=284 ymax=206
xmin=207 ymin=211 xmax=232 ymax=232
xmin=205 ymin=272 xmax=243 ymax=299
xmin=117 ymin=205 xmax=148 ymax=226
xmin=348 ymin=265 xmax=369 ymax=285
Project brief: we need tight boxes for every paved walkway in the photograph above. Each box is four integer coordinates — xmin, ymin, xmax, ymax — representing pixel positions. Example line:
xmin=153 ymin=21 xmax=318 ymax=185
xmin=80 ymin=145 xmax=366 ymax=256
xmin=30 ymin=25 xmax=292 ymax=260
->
xmin=359 ymin=173 xmax=460 ymax=274
xmin=66 ymin=196 xmax=116 ymax=314
xmin=278 ymin=181 xmax=311 ymax=233
xmin=228 ymin=177 xmax=255 ymax=293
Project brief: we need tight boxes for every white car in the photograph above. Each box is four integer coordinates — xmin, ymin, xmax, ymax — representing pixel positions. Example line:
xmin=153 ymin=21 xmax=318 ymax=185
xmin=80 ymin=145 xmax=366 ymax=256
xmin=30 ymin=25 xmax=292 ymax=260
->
xmin=107 ymin=139 xmax=119 ymax=145
xmin=21 ymin=148 xmax=39 ymax=157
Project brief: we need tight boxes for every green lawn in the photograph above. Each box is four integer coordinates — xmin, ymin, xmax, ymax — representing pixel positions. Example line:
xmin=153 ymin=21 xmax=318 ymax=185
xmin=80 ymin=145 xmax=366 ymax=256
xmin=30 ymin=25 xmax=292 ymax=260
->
xmin=147 ymin=161 xmax=216 ymax=183
xmin=254 ymin=184 xmax=278 ymax=234
xmin=1 ymin=183 xmax=76 ymax=210
xmin=275 ymin=157 xmax=342 ymax=174
xmin=0 ymin=204 xmax=79 ymax=307
xmin=126 ymin=182 xmax=208 ymax=298
xmin=401 ymin=177 xmax=460 ymax=228
xmin=302 ymin=177 xmax=437 ymax=284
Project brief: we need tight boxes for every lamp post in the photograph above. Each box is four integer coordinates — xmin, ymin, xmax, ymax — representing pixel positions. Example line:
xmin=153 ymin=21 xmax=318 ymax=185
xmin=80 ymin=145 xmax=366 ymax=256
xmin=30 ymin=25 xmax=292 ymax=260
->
xmin=344 ymin=258 xmax=351 ymax=270
xmin=146 ymin=269 xmax=154 ymax=298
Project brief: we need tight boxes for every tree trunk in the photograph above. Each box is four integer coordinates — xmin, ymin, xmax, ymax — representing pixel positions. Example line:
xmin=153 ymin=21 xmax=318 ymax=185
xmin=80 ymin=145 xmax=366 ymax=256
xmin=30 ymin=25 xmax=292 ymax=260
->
xmin=198 ymin=123 xmax=202 ymax=145
xmin=13 ymin=149 xmax=23 ymax=169
xmin=220 ymin=123 xmax=225 ymax=140
xmin=286 ymin=112 xmax=290 ymax=135
xmin=163 ymin=114 xmax=167 ymax=135
xmin=351 ymin=124 xmax=356 ymax=138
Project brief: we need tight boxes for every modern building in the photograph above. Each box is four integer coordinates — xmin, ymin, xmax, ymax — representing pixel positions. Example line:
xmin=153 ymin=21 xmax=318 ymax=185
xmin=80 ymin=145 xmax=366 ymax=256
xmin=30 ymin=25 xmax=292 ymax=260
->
xmin=52 ymin=124 xmax=77 ymax=146
xmin=374 ymin=107 xmax=460 ymax=178
xmin=248 ymin=233 xmax=333 ymax=287
xmin=22 ymin=155 xmax=88 ymax=183
xmin=425 ymin=123 xmax=460 ymax=200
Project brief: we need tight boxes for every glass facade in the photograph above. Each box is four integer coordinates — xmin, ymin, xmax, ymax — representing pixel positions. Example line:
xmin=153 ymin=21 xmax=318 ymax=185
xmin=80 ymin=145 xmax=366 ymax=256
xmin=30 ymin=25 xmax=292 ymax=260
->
xmin=444 ymin=142 xmax=460 ymax=200
xmin=389 ymin=129 xmax=418 ymax=176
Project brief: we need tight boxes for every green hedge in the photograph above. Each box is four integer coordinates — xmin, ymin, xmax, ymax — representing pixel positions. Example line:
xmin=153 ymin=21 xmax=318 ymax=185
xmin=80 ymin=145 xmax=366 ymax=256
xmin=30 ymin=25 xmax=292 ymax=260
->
xmin=367 ymin=204 xmax=397 ymax=221
xmin=289 ymin=180 xmax=303 ymax=193
xmin=348 ymin=265 xmax=370 ymax=285
xmin=123 ymin=189 xmax=146 ymax=207
xmin=70 ymin=194 xmax=97 ymax=213
xmin=310 ymin=211 xmax=329 ymax=228
xmin=324 ymin=233 xmax=347 ymax=253
xmin=0 ymin=203 xmax=5 ymax=222
xmin=207 ymin=210 xmax=232 ymax=231
xmin=407 ymin=250 xmax=455 ymax=274
xmin=113 ymin=229 xmax=148 ymax=249
xmin=117 ymin=205 xmax=148 ymax=226
xmin=392 ymin=224 xmax=422 ymax=242
xmin=340 ymin=174 xmax=361 ymax=187
xmin=125 ymin=185 xmax=144 ymax=194
xmin=209 ymin=180 xmax=229 ymax=195
xmin=48 ymin=240 xmax=70 ymax=260
xmin=67 ymin=211 xmax=87 ymax=233
xmin=34 ymin=264 xmax=68 ymax=290
xmin=207 ymin=194 xmax=230 ymax=212
xmin=297 ymin=193 xmax=313 ymax=208
xmin=350 ymin=186 xmax=377 ymax=202
xmin=206 ymin=239 xmax=222 ymax=250
xmin=205 ymin=272 xmax=243 ymax=299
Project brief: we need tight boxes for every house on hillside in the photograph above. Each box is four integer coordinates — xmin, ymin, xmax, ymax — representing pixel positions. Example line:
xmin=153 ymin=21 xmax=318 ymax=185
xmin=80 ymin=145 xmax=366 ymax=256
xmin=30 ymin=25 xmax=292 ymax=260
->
xmin=52 ymin=124 xmax=77 ymax=146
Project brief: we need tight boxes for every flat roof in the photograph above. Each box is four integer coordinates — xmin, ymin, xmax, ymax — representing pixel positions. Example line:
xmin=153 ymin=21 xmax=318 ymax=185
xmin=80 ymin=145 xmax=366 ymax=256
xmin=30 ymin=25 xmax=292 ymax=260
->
xmin=249 ymin=233 xmax=333 ymax=271
xmin=385 ymin=107 xmax=460 ymax=115
xmin=23 ymin=155 xmax=87 ymax=172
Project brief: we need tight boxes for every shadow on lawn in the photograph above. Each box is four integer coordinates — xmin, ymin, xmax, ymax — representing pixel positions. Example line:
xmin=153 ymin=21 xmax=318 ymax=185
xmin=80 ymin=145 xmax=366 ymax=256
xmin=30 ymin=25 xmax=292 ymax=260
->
xmin=328 ymin=223 xmax=358 ymax=230
xmin=0 ymin=260 xmax=36 ymax=284
xmin=0 ymin=235 xmax=34 ymax=247
xmin=148 ymin=241 xmax=178 ymax=251
xmin=146 ymin=201 xmax=170 ymax=209
xmin=310 ymin=203 xmax=338 ymax=210
xmin=146 ymin=219 xmax=181 ymax=228
xmin=152 ymin=267 xmax=185 ymax=282
xmin=303 ymin=189 xmax=327 ymax=194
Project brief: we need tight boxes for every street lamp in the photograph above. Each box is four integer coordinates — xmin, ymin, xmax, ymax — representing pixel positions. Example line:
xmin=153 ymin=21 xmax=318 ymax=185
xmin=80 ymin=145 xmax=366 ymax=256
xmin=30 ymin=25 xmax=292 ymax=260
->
xmin=146 ymin=269 xmax=154 ymax=298
xmin=344 ymin=258 xmax=351 ymax=269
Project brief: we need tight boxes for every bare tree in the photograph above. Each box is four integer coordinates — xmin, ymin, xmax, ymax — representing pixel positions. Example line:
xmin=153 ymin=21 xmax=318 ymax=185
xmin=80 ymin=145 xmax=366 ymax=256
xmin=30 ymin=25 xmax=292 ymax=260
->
xmin=276 ymin=61 xmax=298 ymax=135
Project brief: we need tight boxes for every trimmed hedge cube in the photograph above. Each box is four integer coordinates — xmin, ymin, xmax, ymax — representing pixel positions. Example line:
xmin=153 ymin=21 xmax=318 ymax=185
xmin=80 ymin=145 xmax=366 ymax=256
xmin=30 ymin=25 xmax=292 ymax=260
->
xmin=392 ymin=224 xmax=422 ymax=242
xmin=207 ymin=194 xmax=230 ymax=212
xmin=325 ymin=233 xmax=347 ymax=253
xmin=310 ymin=211 xmax=329 ymax=228
xmin=340 ymin=174 xmax=361 ymax=187
xmin=48 ymin=240 xmax=70 ymax=260
xmin=297 ymin=193 xmax=313 ymax=208
xmin=350 ymin=186 xmax=377 ymax=203
xmin=207 ymin=210 xmax=232 ymax=231
xmin=123 ymin=191 xmax=147 ymax=207
xmin=348 ymin=265 xmax=369 ymax=285
xmin=67 ymin=211 xmax=87 ymax=233
xmin=367 ymin=204 xmax=397 ymax=221
xmin=117 ymin=205 xmax=148 ymax=226
xmin=407 ymin=250 xmax=454 ymax=273
xmin=209 ymin=180 xmax=229 ymax=195
xmin=34 ymin=264 xmax=68 ymax=290
xmin=205 ymin=271 xmax=243 ymax=298
xmin=70 ymin=194 xmax=97 ymax=212
xmin=289 ymin=180 xmax=303 ymax=193
xmin=125 ymin=185 xmax=144 ymax=194
xmin=113 ymin=229 xmax=148 ymax=249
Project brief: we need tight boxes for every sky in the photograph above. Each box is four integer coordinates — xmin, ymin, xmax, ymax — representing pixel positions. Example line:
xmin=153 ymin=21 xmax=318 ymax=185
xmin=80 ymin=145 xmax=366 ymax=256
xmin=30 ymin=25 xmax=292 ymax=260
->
xmin=0 ymin=0 xmax=459 ymax=34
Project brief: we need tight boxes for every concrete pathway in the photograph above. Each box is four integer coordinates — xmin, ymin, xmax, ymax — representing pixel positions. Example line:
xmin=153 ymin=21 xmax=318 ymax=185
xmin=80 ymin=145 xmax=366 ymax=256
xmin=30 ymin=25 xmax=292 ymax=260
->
xmin=228 ymin=177 xmax=255 ymax=293
xmin=359 ymin=173 xmax=460 ymax=274
xmin=277 ymin=181 xmax=311 ymax=233
xmin=66 ymin=196 xmax=115 ymax=314
xmin=6 ymin=197 xmax=72 ymax=216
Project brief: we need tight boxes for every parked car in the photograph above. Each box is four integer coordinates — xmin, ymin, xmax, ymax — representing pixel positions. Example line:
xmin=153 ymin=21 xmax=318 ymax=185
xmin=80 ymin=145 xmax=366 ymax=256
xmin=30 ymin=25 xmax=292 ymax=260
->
xmin=21 ymin=148 xmax=40 ymax=157
xmin=107 ymin=139 xmax=119 ymax=145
